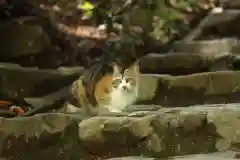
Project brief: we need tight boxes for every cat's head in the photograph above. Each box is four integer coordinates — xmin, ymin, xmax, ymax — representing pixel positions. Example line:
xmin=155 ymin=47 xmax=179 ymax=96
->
xmin=111 ymin=61 xmax=139 ymax=92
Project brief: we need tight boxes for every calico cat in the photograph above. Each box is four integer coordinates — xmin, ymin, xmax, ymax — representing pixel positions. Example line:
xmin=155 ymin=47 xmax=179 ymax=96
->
xmin=68 ymin=60 xmax=140 ymax=115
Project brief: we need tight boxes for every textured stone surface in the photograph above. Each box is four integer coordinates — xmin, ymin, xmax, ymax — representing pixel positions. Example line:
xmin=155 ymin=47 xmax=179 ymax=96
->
xmin=140 ymin=52 xmax=230 ymax=75
xmin=137 ymin=71 xmax=240 ymax=106
xmin=0 ymin=104 xmax=239 ymax=159
xmin=105 ymin=151 xmax=240 ymax=159
xmin=172 ymin=38 xmax=239 ymax=57
xmin=0 ymin=18 xmax=50 ymax=58
xmin=0 ymin=63 xmax=82 ymax=99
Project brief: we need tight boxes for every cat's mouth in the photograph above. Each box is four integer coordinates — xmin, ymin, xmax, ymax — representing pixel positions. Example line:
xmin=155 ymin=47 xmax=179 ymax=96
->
xmin=113 ymin=87 xmax=130 ymax=92
xmin=121 ymin=87 xmax=134 ymax=93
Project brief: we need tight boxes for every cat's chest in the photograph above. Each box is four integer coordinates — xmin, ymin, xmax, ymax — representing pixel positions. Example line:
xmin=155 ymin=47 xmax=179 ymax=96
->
xmin=110 ymin=90 xmax=137 ymax=108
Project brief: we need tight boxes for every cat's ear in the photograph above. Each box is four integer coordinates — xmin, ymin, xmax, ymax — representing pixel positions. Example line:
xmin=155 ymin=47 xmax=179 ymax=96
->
xmin=128 ymin=60 xmax=139 ymax=73
xmin=112 ymin=62 xmax=122 ymax=74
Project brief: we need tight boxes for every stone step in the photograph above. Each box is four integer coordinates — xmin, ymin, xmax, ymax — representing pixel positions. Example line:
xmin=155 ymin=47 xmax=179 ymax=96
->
xmin=220 ymin=0 xmax=240 ymax=9
xmin=140 ymin=52 xmax=232 ymax=75
xmin=0 ymin=63 xmax=83 ymax=98
xmin=77 ymin=105 xmax=240 ymax=158
xmin=137 ymin=71 xmax=240 ymax=106
xmin=105 ymin=151 xmax=239 ymax=160
xmin=171 ymin=38 xmax=239 ymax=56
xmin=1 ymin=104 xmax=237 ymax=159
xmin=105 ymin=151 xmax=239 ymax=159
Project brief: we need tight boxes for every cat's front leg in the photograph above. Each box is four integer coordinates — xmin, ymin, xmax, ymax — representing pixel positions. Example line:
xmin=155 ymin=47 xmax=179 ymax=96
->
xmin=100 ymin=105 xmax=128 ymax=116
xmin=108 ymin=108 xmax=122 ymax=113
xmin=103 ymin=104 xmax=122 ymax=113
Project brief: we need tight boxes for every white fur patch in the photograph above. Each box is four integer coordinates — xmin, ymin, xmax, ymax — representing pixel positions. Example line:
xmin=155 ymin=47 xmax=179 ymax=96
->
xmin=106 ymin=88 xmax=138 ymax=112
xmin=211 ymin=7 xmax=223 ymax=14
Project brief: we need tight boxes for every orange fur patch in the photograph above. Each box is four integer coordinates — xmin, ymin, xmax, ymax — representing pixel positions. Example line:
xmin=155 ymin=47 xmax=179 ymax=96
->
xmin=94 ymin=74 xmax=113 ymax=106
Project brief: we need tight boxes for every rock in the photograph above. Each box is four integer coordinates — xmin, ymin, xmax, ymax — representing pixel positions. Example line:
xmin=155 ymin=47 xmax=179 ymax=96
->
xmin=180 ymin=9 xmax=240 ymax=41
xmin=171 ymin=38 xmax=239 ymax=58
xmin=140 ymin=53 xmax=208 ymax=75
xmin=140 ymin=52 xmax=231 ymax=75
xmin=0 ymin=17 xmax=51 ymax=58
xmin=192 ymin=10 xmax=240 ymax=40
xmin=0 ymin=63 xmax=82 ymax=99
xmin=166 ymin=151 xmax=240 ymax=159
xmin=220 ymin=0 xmax=240 ymax=9
xmin=0 ymin=104 xmax=239 ymax=159
xmin=104 ymin=151 xmax=240 ymax=159
xmin=0 ymin=16 xmax=76 ymax=68
xmin=137 ymin=71 xmax=240 ymax=106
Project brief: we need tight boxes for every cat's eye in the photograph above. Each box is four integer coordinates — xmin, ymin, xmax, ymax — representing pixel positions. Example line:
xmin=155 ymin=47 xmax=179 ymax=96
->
xmin=112 ymin=79 xmax=121 ymax=88
xmin=125 ymin=78 xmax=135 ymax=84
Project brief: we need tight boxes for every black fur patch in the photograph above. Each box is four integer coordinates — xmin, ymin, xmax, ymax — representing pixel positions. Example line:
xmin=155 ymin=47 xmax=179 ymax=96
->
xmin=81 ymin=62 xmax=112 ymax=106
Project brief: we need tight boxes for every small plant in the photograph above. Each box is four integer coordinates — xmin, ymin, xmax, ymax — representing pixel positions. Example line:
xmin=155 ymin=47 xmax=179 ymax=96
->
xmin=77 ymin=0 xmax=95 ymax=20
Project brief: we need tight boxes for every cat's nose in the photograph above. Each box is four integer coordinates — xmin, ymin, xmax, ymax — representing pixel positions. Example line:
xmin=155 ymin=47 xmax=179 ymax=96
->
xmin=122 ymin=86 xmax=127 ymax=90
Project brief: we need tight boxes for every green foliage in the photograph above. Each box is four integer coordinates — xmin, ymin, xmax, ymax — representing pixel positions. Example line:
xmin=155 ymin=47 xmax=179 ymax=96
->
xmin=150 ymin=0 xmax=191 ymax=42
xmin=77 ymin=0 xmax=95 ymax=20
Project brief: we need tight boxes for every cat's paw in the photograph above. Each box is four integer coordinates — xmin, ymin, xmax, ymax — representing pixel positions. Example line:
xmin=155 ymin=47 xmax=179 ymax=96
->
xmin=211 ymin=7 xmax=223 ymax=14
xmin=108 ymin=108 xmax=122 ymax=113
xmin=104 ymin=105 xmax=122 ymax=113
